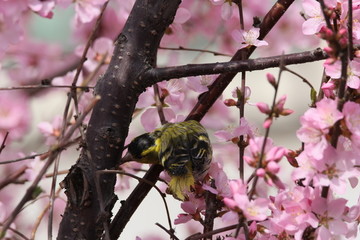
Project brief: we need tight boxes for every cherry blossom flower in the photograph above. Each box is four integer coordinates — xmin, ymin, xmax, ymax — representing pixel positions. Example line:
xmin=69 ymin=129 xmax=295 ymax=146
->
xmin=28 ymin=0 xmax=55 ymax=18
xmin=75 ymin=37 xmax=113 ymax=71
xmin=223 ymin=179 xmax=270 ymax=221
xmin=174 ymin=193 xmax=206 ymax=224
xmin=297 ymin=98 xmax=343 ymax=159
xmin=209 ymin=0 xmax=234 ymax=20
xmin=302 ymin=0 xmax=326 ymax=35
xmin=140 ymin=107 xmax=176 ymax=132
xmin=312 ymin=194 xmax=349 ymax=238
xmin=24 ymin=155 xmax=45 ymax=181
xmin=265 ymin=186 xmax=318 ymax=239
xmin=325 ymin=60 xmax=360 ymax=89
xmin=38 ymin=115 xmax=63 ymax=145
xmin=214 ymin=117 xmax=254 ymax=143
xmin=73 ymin=0 xmax=108 ymax=24
xmin=0 ymin=91 xmax=30 ymax=143
xmin=186 ymin=75 xmax=217 ymax=93
xmin=202 ymin=162 xmax=231 ymax=197
xmin=231 ymin=27 xmax=268 ymax=49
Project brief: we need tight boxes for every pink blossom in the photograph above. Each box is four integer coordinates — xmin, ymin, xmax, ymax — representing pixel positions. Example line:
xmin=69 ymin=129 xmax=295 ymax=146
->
xmin=231 ymin=27 xmax=268 ymax=49
xmin=312 ymin=195 xmax=350 ymax=238
xmin=266 ymin=186 xmax=318 ymax=239
xmin=202 ymin=162 xmax=231 ymax=197
xmin=342 ymin=101 xmax=360 ymax=137
xmin=302 ymin=0 xmax=326 ymax=35
xmin=0 ymin=91 xmax=30 ymax=143
xmin=74 ymin=0 xmax=108 ymax=24
xmin=297 ymin=98 xmax=343 ymax=159
xmin=28 ymin=0 xmax=55 ymax=18
xmin=157 ymin=79 xmax=185 ymax=108
xmin=223 ymin=179 xmax=269 ymax=222
xmin=38 ymin=115 xmax=63 ymax=145
xmin=140 ymin=107 xmax=176 ymax=132
xmin=174 ymin=194 xmax=206 ymax=224
xmin=24 ymin=155 xmax=45 ymax=181
xmin=7 ymin=40 xmax=63 ymax=85
xmin=245 ymin=137 xmax=286 ymax=169
xmin=186 ymin=75 xmax=216 ymax=93
xmin=214 ymin=117 xmax=254 ymax=143
xmin=325 ymin=60 xmax=360 ymax=89
xmin=0 ymin=13 xmax=23 ymax=58
xmin=321 ymin=80 xmax=336 ymax=98
xmin=76 ymin=37 xmax=113 ymax=71
xmin=209 ymin=0 xmax=234 ymax=20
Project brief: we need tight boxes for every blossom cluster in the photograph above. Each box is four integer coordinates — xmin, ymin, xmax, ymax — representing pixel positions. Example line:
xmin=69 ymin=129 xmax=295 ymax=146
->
xmin=0 ymin=0 xmax=359 ymax=239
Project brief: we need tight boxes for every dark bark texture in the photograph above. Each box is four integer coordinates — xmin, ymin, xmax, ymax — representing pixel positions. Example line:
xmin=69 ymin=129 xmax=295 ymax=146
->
xmin=57 ymin=1 xmax=181 ymax=239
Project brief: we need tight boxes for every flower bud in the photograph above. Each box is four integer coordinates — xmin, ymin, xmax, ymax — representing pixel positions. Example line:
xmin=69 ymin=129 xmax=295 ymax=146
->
xmin=224 ymin=99 xmax=237 ymax=107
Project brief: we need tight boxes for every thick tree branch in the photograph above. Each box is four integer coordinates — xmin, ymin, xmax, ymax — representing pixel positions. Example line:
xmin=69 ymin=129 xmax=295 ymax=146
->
xmin=57 ymin=0 xmax=181 ymax=239
xmin=146 ymin=48 xmax=327 ymax=81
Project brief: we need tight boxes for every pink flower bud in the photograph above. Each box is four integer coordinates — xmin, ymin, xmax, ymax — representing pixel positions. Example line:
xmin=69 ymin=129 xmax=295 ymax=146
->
xmin=266 ymin=161 xmax=280 ymax=174
xmin=280 ymin=108 xmax=294 ymax=116
xmin=256 ymin=168 xmax=266 ymax=177
xmin=266 ymin=73 xmax=276 ymax=87
xmin=338 ymin=28 xmax=347 ymax=37
xmin=256 ymin=102 xmax=270 ymax=114
xmin=263 ymin=118 xmax=272 ymax=128
xmin=323 ymin=47 xmax=334 ymax=55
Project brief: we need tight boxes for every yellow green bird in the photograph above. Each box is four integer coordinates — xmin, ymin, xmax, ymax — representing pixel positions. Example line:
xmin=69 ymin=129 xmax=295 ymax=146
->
xmin=122 ymin=120 xmax=212 ymax=200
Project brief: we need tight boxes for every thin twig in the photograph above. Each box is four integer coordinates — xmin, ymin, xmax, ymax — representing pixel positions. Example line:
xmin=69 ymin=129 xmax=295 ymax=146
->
xmin=0 ymin=166 xmax=27 ymax=191
xmin=0 ymin=85 xmax=93 ymax=91
xmin=348 ymin=0 xmax=354 ymax=60
xmin=153 ymin=83 xmax=168 ymax=125
xmin=0 ymin=137 xmax=80 ymax=165
xmin=283 ymin=66 xmax=315 ymax=90
xmin=100 ymin=169 xmax=174 ymax=235
xmin=0 ymin=132 xmax=9 ymax=155
xmin=30 ymin=188 xmax=62 ymax=240
xmin=0 ymin=223 xmax=30 ymax=240
xmin=159 ymin=46 xmax=231 ymax=57
xmin=185 ymin=224 xmax=238 ymax=240
xmin=318 ymin=0 xmax=333 ymax=29
xmin=233 ymin=0 xmax=247 ymax=182
xmin=155 ymin=223 xmax=179 ymax=240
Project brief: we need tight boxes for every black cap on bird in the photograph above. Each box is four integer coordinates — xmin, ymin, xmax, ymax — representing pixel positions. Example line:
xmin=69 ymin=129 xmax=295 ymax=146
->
xmin=121 ymin=120 xmax=212 ymax=200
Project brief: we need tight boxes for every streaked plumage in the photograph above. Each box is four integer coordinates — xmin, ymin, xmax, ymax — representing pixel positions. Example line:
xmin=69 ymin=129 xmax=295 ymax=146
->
xmin=123 ymin=120 xmax=212 ymax=200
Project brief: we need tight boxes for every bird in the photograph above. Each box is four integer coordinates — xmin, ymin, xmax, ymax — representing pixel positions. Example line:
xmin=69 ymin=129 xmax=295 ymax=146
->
xmin=121 ymin=120 xmax=212 ymax=200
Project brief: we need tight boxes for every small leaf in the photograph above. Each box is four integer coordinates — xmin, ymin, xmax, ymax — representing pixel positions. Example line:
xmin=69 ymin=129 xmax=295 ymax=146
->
xmin=310 ymin=88 xmax=317 ymax=106
xmin=32 ymin=186 xmax=43 ymax=200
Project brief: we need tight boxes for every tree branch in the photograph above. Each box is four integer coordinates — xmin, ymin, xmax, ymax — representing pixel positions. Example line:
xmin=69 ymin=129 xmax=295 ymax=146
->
xmin=146 ymin=48 xmax=327 ymax=81
xmin=57 ymin=0 xmax=181 ymax=239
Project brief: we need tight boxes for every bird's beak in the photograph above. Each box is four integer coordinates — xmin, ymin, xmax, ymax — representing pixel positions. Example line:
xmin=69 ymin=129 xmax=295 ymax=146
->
xmin=119 ymin=151 xmax=134 ymax=165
